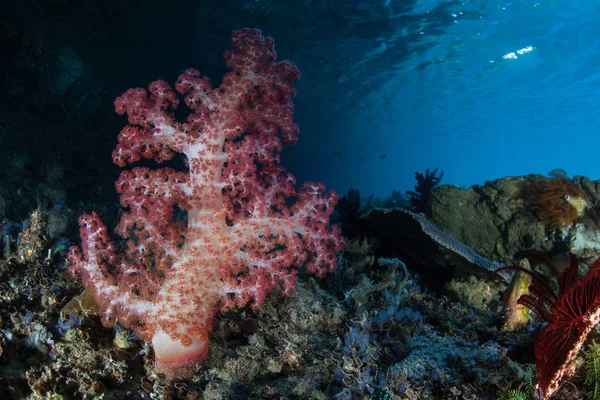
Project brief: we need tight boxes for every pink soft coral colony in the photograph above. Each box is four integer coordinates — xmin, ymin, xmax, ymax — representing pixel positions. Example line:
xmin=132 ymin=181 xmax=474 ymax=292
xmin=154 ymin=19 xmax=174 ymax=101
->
xmin=68 ymin=28 xmax=344 ymax=381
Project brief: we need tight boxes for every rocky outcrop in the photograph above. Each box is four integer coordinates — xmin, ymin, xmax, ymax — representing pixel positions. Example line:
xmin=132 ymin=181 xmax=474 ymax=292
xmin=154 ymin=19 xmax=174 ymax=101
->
xmin=430 ymin=175 xmax=600 ymax=261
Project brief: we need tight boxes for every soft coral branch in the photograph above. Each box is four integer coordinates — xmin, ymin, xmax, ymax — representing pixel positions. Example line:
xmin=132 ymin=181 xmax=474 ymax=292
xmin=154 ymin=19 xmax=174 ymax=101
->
xmin=68 ymin=28 xmax=343 ymax=381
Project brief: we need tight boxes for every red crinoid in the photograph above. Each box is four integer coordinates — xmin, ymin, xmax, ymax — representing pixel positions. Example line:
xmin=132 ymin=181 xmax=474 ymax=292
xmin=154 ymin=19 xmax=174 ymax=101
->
xmin=498 ymin=253 xmax=600 ymax=399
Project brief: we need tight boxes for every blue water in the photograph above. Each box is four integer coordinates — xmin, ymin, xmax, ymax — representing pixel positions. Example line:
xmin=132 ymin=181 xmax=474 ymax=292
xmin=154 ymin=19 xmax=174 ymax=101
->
xmin=285 ymin=0 xmax=600 ymax=198
xmin=2 ymin=0 xmax=600 ymax=202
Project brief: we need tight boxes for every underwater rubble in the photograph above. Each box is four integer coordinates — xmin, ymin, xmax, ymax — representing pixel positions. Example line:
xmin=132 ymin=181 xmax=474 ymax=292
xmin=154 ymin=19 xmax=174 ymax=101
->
xmin=1 ymin=174 xmax=600 ymax=399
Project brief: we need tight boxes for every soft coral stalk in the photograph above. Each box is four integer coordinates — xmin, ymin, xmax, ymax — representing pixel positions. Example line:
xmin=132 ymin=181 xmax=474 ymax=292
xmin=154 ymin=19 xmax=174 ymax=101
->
xmin=68 ymin=28 xmax=343 ymax=381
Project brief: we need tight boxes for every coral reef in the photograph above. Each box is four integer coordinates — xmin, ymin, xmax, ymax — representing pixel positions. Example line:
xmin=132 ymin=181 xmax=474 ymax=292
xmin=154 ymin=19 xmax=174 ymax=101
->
xmin=4 ymin=15 xmax=600 ymax=397
xmin=0 ymin=181 xmax=592 ymax=399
